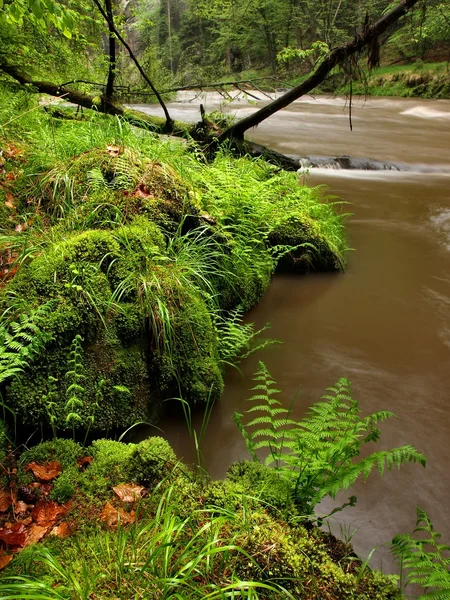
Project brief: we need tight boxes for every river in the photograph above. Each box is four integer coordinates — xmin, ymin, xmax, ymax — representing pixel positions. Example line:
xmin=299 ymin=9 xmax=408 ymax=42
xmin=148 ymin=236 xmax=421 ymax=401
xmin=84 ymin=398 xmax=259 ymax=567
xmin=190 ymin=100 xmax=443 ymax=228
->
xmin=134 ymin=92 xmax=450 ymax=576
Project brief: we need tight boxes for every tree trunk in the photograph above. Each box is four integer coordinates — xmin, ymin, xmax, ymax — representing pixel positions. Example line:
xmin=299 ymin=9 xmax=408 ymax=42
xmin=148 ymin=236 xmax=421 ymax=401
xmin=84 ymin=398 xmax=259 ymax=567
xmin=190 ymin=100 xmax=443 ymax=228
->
xmin=105 ymin=0 xmax=116 ymax=100
xmin=220 ymin=0 xmax=421 ymax=141
xmin=92 ymin=0 xmax=174 ymax=129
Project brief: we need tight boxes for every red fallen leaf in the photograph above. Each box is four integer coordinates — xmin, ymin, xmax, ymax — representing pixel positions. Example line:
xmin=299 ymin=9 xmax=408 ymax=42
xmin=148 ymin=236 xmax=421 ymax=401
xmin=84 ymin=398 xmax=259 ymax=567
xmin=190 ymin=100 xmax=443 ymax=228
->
xmin=26 ymin=461 xmax=62 ymax=481
xmin=0 ymin=523 xmax=26 ymax=548
xmin=113 ymin=484 xmax=146 ymax=503
xmin=100 ymin=502 xmax=135 ymax=528
xmin=51 ymin=522 xmax=72 ymax=538
xmin=77 ymin=456 xmax=93 ymax=470
xmin=23 ymin=524 xmax=49 ymax=548
xmin=32 ymin=501 xmax=67 ymax=527
xmin=4 ymin=193 xmax=14 ymax=209
xmin=0 ymin=489 xmax=13 ymax=513
xmin=6 ymin=172 xmax=16 ymax=181
xmin=0 ymin=550 xmax=13 ymax=570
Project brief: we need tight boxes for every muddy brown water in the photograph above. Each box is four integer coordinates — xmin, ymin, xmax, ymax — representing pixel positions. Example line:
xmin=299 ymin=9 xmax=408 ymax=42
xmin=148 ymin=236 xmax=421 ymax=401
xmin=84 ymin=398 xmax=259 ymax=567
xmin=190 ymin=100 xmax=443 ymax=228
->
xmin=134 ymin=93 xmax=450 ymax=575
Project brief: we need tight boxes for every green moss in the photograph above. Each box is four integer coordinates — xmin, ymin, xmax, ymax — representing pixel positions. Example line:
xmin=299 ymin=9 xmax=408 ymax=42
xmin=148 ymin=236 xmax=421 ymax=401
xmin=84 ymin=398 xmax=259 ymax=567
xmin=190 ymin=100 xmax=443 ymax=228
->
xmin=227 ymin=461 xmax=296 ymax=515
xmin=19 ymin=439 xmax=84 ymax=470
xmin=150 ymin=276 xmax=224 ymax=405
xmin=87 ymin=439 xmax=134 ymax=484
xmin=129 ymin=436 xmax=178 ymax=486
xmin=49 ymin=466 xmax=78 ymax=503
xmin=269 ymin=214 xmax=344 ymax=272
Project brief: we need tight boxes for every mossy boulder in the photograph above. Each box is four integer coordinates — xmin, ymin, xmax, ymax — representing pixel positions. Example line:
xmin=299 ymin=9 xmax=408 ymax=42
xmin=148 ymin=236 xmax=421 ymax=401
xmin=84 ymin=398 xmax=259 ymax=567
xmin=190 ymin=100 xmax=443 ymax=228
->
xmin=1 ymin=219 xmax=223 ymax=430
xmin=268 ymin=214 xmax=345 ymax=272
xmin=129 ymin=437 xmax=178 ymax=486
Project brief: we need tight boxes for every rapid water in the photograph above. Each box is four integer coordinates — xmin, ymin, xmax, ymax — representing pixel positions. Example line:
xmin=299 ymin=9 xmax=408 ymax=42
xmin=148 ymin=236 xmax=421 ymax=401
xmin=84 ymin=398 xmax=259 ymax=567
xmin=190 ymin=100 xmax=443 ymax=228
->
xmin=134 ymin=92 xmax=450 ymax=575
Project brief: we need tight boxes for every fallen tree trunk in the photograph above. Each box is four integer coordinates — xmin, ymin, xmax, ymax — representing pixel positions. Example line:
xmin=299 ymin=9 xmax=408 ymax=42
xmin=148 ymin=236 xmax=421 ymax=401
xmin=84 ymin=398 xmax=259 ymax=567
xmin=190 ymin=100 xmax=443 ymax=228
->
xmin=220 ymin=0 xmax=421 ymax=141
xmin=0 ymin=63 xmax=192 ymax=137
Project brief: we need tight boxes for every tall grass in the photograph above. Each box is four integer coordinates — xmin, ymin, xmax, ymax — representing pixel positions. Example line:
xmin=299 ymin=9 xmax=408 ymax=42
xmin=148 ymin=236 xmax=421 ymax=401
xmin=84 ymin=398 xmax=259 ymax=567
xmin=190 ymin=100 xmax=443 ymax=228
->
xmin=0 ymin=485 xmax=294 ymax=599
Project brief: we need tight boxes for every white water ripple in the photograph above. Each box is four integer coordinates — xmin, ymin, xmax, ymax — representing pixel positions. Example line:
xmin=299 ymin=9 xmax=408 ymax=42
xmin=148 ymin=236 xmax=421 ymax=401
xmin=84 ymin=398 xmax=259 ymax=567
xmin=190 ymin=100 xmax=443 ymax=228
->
xmin=401 ymin=106 xmax=450 ymax=119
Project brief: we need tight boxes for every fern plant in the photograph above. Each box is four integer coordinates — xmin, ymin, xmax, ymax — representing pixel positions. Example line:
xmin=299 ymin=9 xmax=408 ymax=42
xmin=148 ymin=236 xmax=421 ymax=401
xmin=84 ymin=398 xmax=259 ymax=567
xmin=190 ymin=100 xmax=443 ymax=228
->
xmin=392 ymin=508 xmax=450 ymax=599
xmin=235 ymin=362 xmax=427 ymax=514
xmin=64 ymin=334 xmax=86 ymax=439
xmin=0 ymin=303 xmax=53 ymax=387
xmin=215 ymin=306 xmax=279 ymax=368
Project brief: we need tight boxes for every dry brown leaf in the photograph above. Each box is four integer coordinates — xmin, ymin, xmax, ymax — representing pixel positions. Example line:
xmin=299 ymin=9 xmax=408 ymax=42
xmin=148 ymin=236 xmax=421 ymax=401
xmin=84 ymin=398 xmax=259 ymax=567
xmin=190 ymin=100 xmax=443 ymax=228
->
xmin=23 ymin=524 xmax=49 ymax=548
xmin=0 ymin=523 xmax=26 ymax=548
xmin=77 ymin=456 xmax=93 ymax=470
xmin=100 ymin=502 xmax=135 ymax=528
xmin=113 ymin=484 xmax=145 ymax=503
xmin=106 ymin=145 xmax=122 ymax=156
xmin=4 ymin=193 xmax=14 ymax=209
xmin=51 ymin=522 xmax=72 ymax=538
xmin=0 ymin=489 xmax=13 ymax=513
xmin=13 ymin=501 xmax=31 ymax=514
xmin=0 ymin=550 xmax=13 ymax=570
xmin=32 ymin=501 xmax=67 ymax=527
xmin=5 ymin=145 xmax=22 ymax=159
xmin=29 ymin=482 xmax=53 ymax=497
xmin=132 ymin=183 xmax=153 ymax=199
xmin=26 ymin=461 xmax=62 ymax=481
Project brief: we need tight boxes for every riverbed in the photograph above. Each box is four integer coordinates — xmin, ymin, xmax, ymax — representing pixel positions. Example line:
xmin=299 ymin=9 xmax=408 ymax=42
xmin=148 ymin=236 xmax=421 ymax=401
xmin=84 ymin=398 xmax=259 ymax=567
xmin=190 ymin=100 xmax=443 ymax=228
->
xmin=134 ymin=92 xmax=450 ymax=574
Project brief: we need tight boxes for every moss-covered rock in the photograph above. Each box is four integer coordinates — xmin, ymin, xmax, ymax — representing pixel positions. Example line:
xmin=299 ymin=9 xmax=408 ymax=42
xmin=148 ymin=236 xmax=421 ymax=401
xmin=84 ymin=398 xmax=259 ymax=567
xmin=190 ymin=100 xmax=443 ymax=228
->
xmin=268 ymin=213 xmax=344 ymax=272
xmin=129 ymin=436 xmax=178 ymax=486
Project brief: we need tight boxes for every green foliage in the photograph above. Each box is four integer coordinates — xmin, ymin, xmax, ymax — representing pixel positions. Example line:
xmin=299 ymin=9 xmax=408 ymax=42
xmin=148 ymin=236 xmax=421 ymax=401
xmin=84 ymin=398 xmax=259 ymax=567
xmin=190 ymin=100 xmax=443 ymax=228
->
xmin=216 ymin=306 xmax=278 ymax=368
xmin=235 ymin=362 xmax=426 ymax=514
xmin=392 ymin=508 xmax=450 ymax=598
xmin=87 ymin=438 xmax=134 ymax=485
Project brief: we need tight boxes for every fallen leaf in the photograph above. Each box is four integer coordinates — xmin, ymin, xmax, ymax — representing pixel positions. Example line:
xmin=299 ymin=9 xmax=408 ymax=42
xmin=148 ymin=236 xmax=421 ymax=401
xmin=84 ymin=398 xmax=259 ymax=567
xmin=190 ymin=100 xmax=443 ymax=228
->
xmin=0 ymin=550 xmax=13 ymax=570
xmin=5 ymin=145 xmax=22 ymax=159
xmin=23 ymin=524 xmax=49 ymax=547
xmin=32 ymin=501 xmax=67 ymax=527
xmin=51 ymin=522 xmax=72 ymax=538
xmin=100 ymin=502 xmax=135 ymax=528
xmin=77 ymin=456 xmax=93 ymax=470
xmin=13 ymin=501 xmax=31 ymax=514
xmin=6 ymin=172 xmax=16 ymax=181
xmin=0 ymin=489 xmax=13 ymax=513
xmin=26 ymin=461 xmax=62 ymax=481
xmin=0 ymin=523 xmax=26 ymax=548
xmin=15 ymin=223 xmax=27 ymax=233
xmin=113 ymin=484 xmax=145 ymax=503
xmin=4 ymin=193 xmax=14 ymax=209
xmin=132 ymin=183 xmax=153 ymax=199
xmin=106 ymin=145 xmax=122 ymax=156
